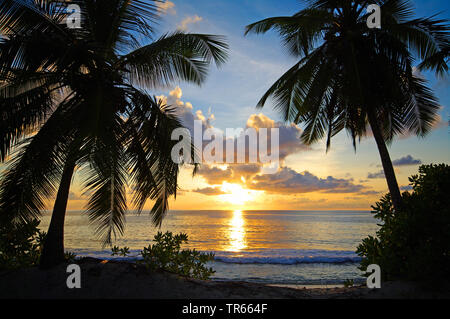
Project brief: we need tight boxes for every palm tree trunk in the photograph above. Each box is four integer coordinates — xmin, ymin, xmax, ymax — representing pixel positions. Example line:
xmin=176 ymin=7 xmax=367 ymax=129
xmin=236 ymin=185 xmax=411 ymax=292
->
xmin=39 ymin=159 xmax=76 ymax=269
xmin=367 ymin=108 xmax=403 ymax=211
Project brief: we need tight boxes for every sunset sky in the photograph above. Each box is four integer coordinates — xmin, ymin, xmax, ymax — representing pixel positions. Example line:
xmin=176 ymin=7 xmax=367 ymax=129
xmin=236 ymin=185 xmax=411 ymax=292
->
xmin=14 ymin=0 xmax=450 ymax=211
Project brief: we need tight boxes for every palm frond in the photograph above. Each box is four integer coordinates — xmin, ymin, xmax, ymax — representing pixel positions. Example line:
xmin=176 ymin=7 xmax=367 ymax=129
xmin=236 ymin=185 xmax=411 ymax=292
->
xmin=124 ymin=92 xmax=181 ymax=226
xmin=82 ymin=0 xmax=158 ymax=54
xmin=0 ymin=101 xmax=76 ymax=225
xmin=0 ymin=71 xmax=64 ymax=161
xmin=119 ymin=32 xmax=228 ymax=88
xmin=82 ymin=114 xmax=128 ymax=246
xmin=245 ymin=8 xmax=332 ymax=57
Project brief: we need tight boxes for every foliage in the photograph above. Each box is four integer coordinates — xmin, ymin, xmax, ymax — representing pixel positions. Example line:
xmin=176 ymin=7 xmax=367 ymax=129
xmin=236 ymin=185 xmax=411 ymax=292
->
xmin=0 ymin=219 xmax=46 ymax=270
xmin=112 ymin=232 xmax=215 ymax=280
xmin=0 ymin=0 xmax=228 ymax=246
xmin=140 ymin=232 xmax=215 ymax=280
xmin=111 ymin=245 xmax=130 ymax=257
xmin=357 ymin=164 xmax=450 ymax=284
xmin=245 ymin=0 xmax=448 ymax=147
xmin=64 ymin=251 xmax=77 ymax=263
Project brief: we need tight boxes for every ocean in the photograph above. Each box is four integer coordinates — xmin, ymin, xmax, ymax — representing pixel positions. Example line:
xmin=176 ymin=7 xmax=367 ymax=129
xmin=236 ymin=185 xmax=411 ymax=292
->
xmin=39 ymin=210 xmax=379 ymax=286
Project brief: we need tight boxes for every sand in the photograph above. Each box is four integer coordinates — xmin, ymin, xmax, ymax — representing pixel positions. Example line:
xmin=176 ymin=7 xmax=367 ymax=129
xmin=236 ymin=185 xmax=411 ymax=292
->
xmin=0 ymin=258 xmax=448 ymax=299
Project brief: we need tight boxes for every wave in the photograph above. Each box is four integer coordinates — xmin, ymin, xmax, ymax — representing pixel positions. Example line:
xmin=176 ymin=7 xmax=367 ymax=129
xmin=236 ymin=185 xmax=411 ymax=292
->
xmin=70 ymin=248 xmax=361 ymax=265
xmin=213 ymin=249 xmax=361 ymax=265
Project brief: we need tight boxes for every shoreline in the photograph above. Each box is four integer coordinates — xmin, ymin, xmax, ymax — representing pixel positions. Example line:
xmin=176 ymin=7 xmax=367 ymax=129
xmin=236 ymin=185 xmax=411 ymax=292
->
xmin=1 ymin=258 xmax=448 ymax=299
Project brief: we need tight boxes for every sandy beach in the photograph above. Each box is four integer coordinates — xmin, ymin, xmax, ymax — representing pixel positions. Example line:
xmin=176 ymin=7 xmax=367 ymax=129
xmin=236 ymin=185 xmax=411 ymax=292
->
xmin=1 ymin=258 xmax=448 ymax=299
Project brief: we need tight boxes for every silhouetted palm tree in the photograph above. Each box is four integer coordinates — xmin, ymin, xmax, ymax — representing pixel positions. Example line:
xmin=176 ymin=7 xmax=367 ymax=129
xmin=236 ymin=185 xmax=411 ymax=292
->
xmin=0 ymin=0 xmax=228 ymax=267
xmin=246 ymin=0 xmax=448 ymax=211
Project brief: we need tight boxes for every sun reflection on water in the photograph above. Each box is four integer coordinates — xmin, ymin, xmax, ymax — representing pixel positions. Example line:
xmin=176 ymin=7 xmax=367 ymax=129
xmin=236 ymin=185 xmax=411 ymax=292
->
xmin=227 ymin=210 xmax=247 ymax=251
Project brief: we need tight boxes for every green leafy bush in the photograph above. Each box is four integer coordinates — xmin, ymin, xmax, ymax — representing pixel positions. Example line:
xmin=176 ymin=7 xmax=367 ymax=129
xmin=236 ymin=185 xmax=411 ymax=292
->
xmin=357 ymin=164 xmax=450 ymax=284
xmin=0 ymin=220 xmax=46 ymax=270
xmin=112 ymin=232 xmax=215 ymax=280
xmin=141 ymin=232 xmax=215 ymax=280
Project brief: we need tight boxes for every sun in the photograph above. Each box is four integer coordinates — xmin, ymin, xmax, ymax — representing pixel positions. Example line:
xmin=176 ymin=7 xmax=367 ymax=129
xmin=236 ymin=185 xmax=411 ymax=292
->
xmin=218 ymin=182 xmax=259 ymax=205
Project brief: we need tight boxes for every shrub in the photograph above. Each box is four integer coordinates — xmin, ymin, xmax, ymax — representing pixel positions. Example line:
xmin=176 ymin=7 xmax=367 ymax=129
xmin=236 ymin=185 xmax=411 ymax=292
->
xmin=357 ymin=164 xmax=450 ymax=285
xmin=0 ymin=220 xmax=46 ymax=270
xmin=64 ymin=251 xmax=77 ymax=263
xmin=111 ymin=232 xmax=215 ymax=280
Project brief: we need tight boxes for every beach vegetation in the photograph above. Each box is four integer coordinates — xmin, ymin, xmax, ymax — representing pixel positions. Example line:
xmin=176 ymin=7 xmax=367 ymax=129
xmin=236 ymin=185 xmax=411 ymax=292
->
xmin=111 ymin=232 xmax=215 ymax=280
xmin=140 ymin=232 xmax=215 ymax=280
xmin=0 ymin=219 xmax=46 ymax=270
xmin=357 ymin=164 xmax=450 ymax=285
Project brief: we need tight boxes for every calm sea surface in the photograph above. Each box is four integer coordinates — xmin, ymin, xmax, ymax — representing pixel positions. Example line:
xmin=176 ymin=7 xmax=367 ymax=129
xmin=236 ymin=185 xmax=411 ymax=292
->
xmin=39 ymin=210 xmax=379 ymax=285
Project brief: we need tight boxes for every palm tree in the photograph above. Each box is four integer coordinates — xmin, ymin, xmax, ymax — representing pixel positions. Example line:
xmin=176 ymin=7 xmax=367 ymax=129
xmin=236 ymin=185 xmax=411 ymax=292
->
xmin=0 ymin=0 xmax=228 ymax=268
xmin=245 ymin=0 xmax=448 ymax=211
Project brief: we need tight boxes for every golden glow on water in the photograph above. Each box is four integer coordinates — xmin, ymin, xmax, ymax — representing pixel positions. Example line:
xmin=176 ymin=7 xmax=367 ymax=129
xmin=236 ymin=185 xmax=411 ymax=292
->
xmin=226 ymin=210 xmax=247 ymax=251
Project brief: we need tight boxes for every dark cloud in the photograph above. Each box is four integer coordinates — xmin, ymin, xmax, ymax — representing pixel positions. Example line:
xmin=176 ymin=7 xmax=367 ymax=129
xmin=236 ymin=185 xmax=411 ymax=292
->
xmin=227 ymin=164 xmax=261 ymax=180
xmin=249 ymin=167 xmax=366 ymax=194
xmin=359 ymin=190 xmax=381 ymax=196
xmin=197 ymin=163 xmax=261 ymax=185
xmin=196 ymin=165 xmax=233 ymax=184
xmin=368 ymin=170 xmax=385 ymax=179
xmin=192 ymin=187 xmax=226 ymax=196
xmin=400 ymin=185 xmax=413 ymax=191
xmin=392 ymin=155 xmax=422 ymax=166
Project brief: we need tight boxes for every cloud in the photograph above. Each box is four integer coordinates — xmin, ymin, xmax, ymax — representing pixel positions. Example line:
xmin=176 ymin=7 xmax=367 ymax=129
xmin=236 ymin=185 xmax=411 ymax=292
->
xmin=158 ymin=88 xmax=308 ymax=165
xmin=359 ymin=190 xmax=381 ymax=196
xmin=368 ymin=170 xmax=385 ymax=179
xmin=156 ymin=1 xmax=176 ymax=15
xmin=157 ymin=86 xmax=214 ymax=135
xmin=197 ymin=165 xmax=233 ymax=184
xmin=246 ymin=113 xmax=308 ymax=161
xmin=192 ymin=186 xmax=226 ymax=196
xmin=197 ymin=163 xmax=261 ymax=185
xmin=249 ymin=167 xmax=366 ymax=194
xmin=178 ymin=15 xmax=203 ymax=30
xmin=392 ymin=155 xmax=422 ymax=166
xmin=400 ymin=185 xmax=413 ymax=191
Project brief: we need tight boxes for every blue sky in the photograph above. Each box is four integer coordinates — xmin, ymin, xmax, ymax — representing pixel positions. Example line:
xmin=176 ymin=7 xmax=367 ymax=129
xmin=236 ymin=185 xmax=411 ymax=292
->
xmin=154 ymin=0 xmax=449 ymax=129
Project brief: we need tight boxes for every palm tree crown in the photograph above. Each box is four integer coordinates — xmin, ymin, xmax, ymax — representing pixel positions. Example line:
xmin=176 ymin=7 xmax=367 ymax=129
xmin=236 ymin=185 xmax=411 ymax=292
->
xmin=246 ymin=0 xmax=448 ymax=210
xmin=0 ymin=0 xmax=228 ymax=248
